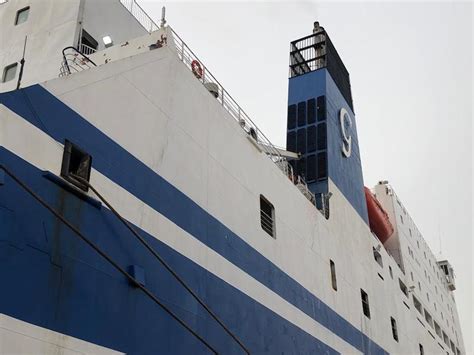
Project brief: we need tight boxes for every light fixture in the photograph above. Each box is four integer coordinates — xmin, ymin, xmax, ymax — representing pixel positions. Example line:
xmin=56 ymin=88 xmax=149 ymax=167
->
xmin=102 ymin=35 xmax=113 ymax=48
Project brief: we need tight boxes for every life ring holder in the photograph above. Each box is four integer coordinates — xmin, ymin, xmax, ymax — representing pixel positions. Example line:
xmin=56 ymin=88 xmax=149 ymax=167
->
xmin=191 ymin=60 xmax=203 ymax=79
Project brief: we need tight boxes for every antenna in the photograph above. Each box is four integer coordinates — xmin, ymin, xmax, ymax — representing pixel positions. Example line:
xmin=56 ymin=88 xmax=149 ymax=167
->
xmin=16 ymin=36 xmax=27 ymax=90
xmin=438 ymin=216 xmax=443 ymax=256
xmin=160 ymin=6 xmax=166 ymax=28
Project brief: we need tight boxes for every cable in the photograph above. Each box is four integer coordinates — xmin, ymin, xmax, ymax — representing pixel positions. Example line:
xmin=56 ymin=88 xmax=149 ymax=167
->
xmin=0 ymin=165 xmax=218 ymax=355
xmin=70 ymin=174 xmax=250 ymax=355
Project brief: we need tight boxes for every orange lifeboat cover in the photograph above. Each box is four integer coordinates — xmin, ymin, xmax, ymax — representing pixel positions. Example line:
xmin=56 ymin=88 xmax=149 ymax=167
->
xmin=364 ymin=187 xmax=394 ymax=244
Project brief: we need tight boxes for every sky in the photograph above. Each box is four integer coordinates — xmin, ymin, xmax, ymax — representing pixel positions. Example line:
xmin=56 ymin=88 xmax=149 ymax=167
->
xmin=139 ymin=0 xmax=473 ymax=351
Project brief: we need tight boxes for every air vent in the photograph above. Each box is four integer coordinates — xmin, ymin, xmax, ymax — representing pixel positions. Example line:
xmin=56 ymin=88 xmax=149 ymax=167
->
xmin=61 ymin=140 xmax=92 ymax=191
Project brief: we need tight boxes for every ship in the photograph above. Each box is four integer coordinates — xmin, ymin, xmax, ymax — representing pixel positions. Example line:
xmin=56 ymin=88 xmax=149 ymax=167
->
xmin=0 ymin=0 xmax=466 ymax=354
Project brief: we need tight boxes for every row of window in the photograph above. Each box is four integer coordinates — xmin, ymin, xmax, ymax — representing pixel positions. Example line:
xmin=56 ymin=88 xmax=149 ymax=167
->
xmin=329 ymin=253 xmax=422 ymax=353
xmin=1 ymin=6 xmax=30 ymax=84
xmin=287 ymin=97 xmax=328 ymax=183
xmin=370 ymin=245 xmax=461 ymax=355
xmin=258 ymin=174 xmax=462 ymax=354
xmin=287 ymin=97 xmax=326 ymax=129
xmin=413 ymin=294 xmax=461 ymax=355
xmin=401 ymin=207 xmax=451 ymax=294
xmin=400 ymin=206 xmax=457 ymax=338
xmin=399 ymin=198 xmax=442 ymax=274
xmin=287 ymin=123 xmax=327 ymax=155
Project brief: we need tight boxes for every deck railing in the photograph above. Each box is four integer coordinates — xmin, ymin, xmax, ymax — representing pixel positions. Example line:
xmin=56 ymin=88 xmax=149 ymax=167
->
xmin=119 ymin=0 xmax=160 ymax=33
xmin=115 ymin=0 xmax=318 ymax=208
xmin=79 ymin=43 xmax=97 ymax=56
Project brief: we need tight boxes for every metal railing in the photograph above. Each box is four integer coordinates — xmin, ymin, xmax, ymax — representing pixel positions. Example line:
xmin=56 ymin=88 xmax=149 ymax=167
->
xmin=289 ymin=32 xmax=326 ymax=78
xmin=79 ymin=43 xmax=97 ymax=56
xmin=116 ymin=1 xmax=301 ymax=189
xmin=119 ymin=0 xmax=159 ymax=33
xmin=60 ymin=46 xmax=97 ymax=76
xmin=168 ymin=27 xmax=294 ymax=170
xmin=83 ymin=0 xmax=319 ymax=210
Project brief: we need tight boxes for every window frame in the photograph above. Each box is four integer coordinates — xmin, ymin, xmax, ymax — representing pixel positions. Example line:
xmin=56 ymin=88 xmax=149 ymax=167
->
xmin=419 ymin=343 xmax=424 ymax=355
xmin=15 ymin=6 xmax=30 ymax=26
xmin=390 ymin=317 xmax=399 ymax=342
xmin=330 ymin=259 xmax=337 ymax=291
xmin=2 ymin=63 xmax=18 ymax=83
xmin=259 ymin=195 xmax=275 ymax=238
xmin=60 ymin=140 xmax=92 ymax=192
xmin=361 ymin=289 xmax=371 ymax=319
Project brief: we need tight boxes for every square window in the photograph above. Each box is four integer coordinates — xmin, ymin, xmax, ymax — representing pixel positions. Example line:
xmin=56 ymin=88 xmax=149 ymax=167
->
xmin=15 ymin=6 xmax=30 ymax=25
xmin=60 ymin=140 xmax=92 ymax=191
xmin=2 ymin=63 xmax=17 ymax=83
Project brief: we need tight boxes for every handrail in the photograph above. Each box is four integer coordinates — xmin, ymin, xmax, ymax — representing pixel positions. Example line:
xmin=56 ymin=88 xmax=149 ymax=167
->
xmin=79 ymin=43 xmax=97 ymax=56
xmin=119 ymin=0 xmax=159 ymax=33
xmin=116 ymin=0 xmax=301 ymax=184
xmin=65 ymin=0 xmax=320 ymax=211
xmin=168 ymin=27 xmax=288 ymax=164
xmin=61 ymin=46 xmax=97 ymax=75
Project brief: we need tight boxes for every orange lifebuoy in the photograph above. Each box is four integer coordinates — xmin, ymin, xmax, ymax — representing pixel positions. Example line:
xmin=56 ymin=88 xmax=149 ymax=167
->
xmin=191 ymin=60 xmax=203 ymax=79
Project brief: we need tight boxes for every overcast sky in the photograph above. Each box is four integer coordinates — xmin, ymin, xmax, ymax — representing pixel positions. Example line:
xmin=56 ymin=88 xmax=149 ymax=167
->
xmin=140 ymin=0 xmax=472 ymax=351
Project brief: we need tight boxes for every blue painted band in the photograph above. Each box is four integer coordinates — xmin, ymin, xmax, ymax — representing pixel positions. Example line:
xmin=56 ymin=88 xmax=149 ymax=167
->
xmin=0 ymin=147 xmax=338 ymax=354
xmin=0 ymin=85 xmax=387 ymax=354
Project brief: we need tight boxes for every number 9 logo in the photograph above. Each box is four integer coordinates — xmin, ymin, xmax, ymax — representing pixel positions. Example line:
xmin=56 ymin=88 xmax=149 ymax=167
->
xmin=339 ymin=108 xmax=352 ymax=158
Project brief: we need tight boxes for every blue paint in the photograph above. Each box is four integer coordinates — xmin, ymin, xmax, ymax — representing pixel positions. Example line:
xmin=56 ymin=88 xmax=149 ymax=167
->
xmin=0 ymin=148 xmax=337 ymax=355
xmin=288 ymin=69 xmax=369 ymax=223
xmin=129 ymin=264 xmax=146 ymax=286
xmin=42 ymin=171 xmax=102 ymax=209
xmin=0 ymin=85 xmax=386 ymax=354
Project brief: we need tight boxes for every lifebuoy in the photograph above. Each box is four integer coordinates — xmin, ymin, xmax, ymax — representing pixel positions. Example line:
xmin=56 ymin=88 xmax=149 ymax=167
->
xmin=191 ymin=60 xmax=203 ymax=79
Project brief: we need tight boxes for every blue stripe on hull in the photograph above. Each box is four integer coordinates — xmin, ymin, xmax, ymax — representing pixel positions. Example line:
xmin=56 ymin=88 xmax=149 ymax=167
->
xmin=0 ymin=86 xmax=388 ymax=355
xmin=0 ymin=148 xmax=338 ymax=355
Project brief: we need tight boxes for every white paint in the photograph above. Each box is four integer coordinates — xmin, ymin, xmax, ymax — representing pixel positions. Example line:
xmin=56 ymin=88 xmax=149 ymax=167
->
xmin=87 ymin=28 xmax=170 ymax=67
xmin=0 ymin=103 xmax=361 ymax=355
xmin=0 ymin=0 xmax=148 ymax=92
xmin=374 ymin=182 xmax=465 ymax=354
xmin=0 ymin=314 xmax=124 ymax=355
xmin=81 ymin=0 xmax=147 ymax=52
xmin=0 ymin=0 xmax=81 ymax=92
xmin=339 ymin=107 xmax=352 ymax=158
xmin=40 ymin=45 xmax=463 ymax=354
xmin=0 ymin=26 xmax=465 ymax=354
